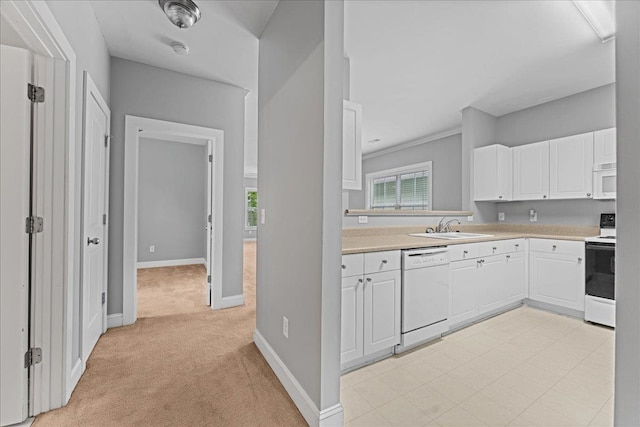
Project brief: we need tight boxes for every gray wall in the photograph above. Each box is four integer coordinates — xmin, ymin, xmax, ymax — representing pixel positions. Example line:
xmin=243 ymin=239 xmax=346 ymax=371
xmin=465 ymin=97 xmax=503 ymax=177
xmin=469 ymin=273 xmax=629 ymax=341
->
xmin=137 ymin=138 xmax=206 ymax=263
xmin=257 ymin=0 xmax=343 ymax=414
xmin=614 ymin=2 xmax=640 ymax=425
xmin=109 ymin=57 xmax=245 ymax=314
xmin=348 ymin=133 xmax=462 ymax=210
xmin=47 ymin=0 xmax=111 ymax=373
xmin=243 ymin=176 xmax=257 ymax=239
xmin=496 ymin=84 xmax=616 ymax=226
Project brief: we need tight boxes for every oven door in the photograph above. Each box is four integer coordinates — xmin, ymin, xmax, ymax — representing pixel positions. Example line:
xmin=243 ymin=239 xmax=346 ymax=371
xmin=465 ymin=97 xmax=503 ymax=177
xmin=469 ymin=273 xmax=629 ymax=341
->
xmin=585 ymin=243 xmax=615 ymax=300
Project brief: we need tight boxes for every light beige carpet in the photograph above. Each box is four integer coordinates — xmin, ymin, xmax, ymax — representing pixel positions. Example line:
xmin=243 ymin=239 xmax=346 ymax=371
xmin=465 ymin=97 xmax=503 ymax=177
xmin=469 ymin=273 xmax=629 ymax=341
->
xmin=34 ymin=242 xmax=306 ymax=427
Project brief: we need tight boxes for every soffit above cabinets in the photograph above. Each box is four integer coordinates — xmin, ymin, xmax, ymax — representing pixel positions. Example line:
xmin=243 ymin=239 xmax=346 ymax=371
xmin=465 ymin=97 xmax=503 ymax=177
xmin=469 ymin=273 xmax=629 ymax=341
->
xmin=345 ymin=1 xmax=615 ymax=154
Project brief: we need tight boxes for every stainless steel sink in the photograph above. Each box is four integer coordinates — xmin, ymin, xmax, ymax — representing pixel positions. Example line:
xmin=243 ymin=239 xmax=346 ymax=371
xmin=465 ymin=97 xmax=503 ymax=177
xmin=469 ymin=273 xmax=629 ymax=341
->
xmin=409 ymin=232 xmax=494 ymax=240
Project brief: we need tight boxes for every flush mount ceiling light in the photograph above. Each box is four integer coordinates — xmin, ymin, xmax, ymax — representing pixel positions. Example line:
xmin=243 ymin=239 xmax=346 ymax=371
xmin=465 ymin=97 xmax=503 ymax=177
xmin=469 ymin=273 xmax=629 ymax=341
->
xmin=159 ymin=0 xmax=201 ymax=29
xmin=572 ymin=0 xmax=615 ymax=43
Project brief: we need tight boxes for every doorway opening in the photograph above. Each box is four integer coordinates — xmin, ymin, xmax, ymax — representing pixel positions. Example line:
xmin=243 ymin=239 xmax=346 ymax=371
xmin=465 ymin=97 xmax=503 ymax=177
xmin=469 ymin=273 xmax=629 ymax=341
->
xmin=136 ymin=135 xmax=211 ymax=318
xmin=122 ymin=116 xmax=224 ymax=326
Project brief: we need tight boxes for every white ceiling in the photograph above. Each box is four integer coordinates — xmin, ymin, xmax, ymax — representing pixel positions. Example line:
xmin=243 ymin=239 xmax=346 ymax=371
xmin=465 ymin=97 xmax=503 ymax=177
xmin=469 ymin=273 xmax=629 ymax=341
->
xmin=89 ymin=0 xmax=278 ymax=174
xmin=345 ymin=1 xmax=616 ymax=154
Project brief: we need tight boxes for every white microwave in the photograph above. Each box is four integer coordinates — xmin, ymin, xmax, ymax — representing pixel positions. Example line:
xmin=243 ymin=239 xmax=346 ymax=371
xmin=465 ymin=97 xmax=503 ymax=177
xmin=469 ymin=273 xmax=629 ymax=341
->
xmin=593 ymin=163 xmax=616 ymax=200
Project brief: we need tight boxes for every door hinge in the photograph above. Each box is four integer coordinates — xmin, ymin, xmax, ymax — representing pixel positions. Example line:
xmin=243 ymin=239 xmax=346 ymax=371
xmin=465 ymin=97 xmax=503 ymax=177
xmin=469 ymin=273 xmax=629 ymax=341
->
xmin=207 ymin=275 xmax=211 ymax=284
xmin=103 ymin=214 xmax=107 ymax=225
xmin=208 ymin=154 xmax=213 ymax=163
xmin=102 ymin=292 xmax=106 ymax=305
xmin=25 ymin=216 xmax=44 ymax=234
xmin=25 ymin=347 xmax=42 ymax=368
xmin=27 ymin=83 xmax=45 ymax=103
xmin=208 ymin=214 xmax=212 ymax=223
xmin=105 ymin=135 xmax=112 ymax=147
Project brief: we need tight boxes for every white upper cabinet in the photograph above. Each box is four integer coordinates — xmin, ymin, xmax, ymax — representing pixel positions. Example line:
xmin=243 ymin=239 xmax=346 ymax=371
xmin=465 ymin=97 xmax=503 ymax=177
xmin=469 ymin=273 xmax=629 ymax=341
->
xmin=342 ymin=101 xmax=362 ymax=190
xmin=549 ymin=133 xmax=594 ymax=199
xmin=594 ymin=128 xmax=616 ymax=165
xmin=513 ymin=141 xmax=550 ymax=200
xmin=474 ymin=144 xmax=513 ymax=201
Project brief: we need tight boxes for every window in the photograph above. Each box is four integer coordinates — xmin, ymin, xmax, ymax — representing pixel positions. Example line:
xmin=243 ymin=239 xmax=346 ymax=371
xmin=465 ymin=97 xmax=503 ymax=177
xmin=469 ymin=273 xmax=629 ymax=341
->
xmin=245 ymin=187 xmax=258 ymax=230
xmin=366 ymin=161 xmax=432 ymax=210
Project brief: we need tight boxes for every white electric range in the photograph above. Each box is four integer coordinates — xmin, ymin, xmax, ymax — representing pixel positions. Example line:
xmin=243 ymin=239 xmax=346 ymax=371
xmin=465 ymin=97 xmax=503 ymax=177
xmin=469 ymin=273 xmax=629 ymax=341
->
xmin=584 ymin=213 xmax=616 ymax=328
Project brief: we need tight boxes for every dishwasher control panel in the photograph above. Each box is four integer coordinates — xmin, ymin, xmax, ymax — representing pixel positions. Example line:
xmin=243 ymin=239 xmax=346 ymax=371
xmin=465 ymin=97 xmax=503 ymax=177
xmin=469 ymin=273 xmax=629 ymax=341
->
xmin=403 ymin=248 xmax=449 ymax=269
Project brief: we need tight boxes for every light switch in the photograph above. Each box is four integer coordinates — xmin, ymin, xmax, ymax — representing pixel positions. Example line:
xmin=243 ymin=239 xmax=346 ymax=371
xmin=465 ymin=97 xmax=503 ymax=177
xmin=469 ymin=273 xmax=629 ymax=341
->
xmin=260 ymin=208 xmax=266 ymax=225
xmin=498 ymin=212 xmax=505 ymax=221
xmin=149 ymin=245 xmax=155 ymax=253
xmin=530 ymin=209 xmax=537 ymax=222
xmin=358 ymin=216 xmax=368 ymax=224
xmin=467 ymin=215 xmax=474 ymax=222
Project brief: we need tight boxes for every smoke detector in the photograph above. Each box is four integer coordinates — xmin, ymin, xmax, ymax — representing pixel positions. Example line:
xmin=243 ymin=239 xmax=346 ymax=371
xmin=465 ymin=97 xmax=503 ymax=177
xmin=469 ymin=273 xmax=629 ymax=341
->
xmin=170 ymin=41 xmax=190 ymax=55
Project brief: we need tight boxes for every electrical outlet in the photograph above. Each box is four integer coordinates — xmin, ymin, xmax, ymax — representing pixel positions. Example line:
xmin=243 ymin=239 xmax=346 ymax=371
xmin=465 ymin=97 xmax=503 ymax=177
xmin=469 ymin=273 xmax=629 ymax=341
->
xmin=282 ymin=316 xmax=289 ymax=338
xmin=498 ymin=212 xmax=505 ymax=221
xmin=358 ymin=216 xmax=368 ymax=224
xmin=149 ymin=245 xmax=155 ymax=253
xmin=529 ymin=209 xmax=537 ymax=222
xmin=467 ymin=215 xmax=474 ymax=222
xmin=260 ymin=208 xmax=266 ymax=225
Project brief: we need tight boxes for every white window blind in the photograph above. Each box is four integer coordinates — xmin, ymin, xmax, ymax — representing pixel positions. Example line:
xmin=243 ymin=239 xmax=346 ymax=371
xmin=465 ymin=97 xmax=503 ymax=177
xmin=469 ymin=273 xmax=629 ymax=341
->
xmin=368 ymin=162 xmax=432 ymax=210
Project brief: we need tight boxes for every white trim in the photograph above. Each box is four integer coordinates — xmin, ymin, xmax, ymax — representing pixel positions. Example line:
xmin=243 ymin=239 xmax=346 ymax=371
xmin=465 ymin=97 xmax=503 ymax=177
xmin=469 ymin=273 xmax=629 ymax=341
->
xmin=244 ymin=171 xmax=258 ymax=179
xmin=243 ymin=237 xmax=257 ymax=242
xmin=1 ymin=0 xmax=78 ymax=413
xmin=220 ymin=295 xmax=245 ymax=309
xmin=365 ymin=160 xmax=433 ymax=210
xmin=106 ymin=314 xmax=124 ymax=329
xmin=136 ymin=258 xmax=206 ymax=269
xmin=124 ymin=115 xmax=225 ymax=325
xmin=253 ymin=330 xmax=344 ymax=427
xmin=363 ymin=127 xmax=462 ymax=160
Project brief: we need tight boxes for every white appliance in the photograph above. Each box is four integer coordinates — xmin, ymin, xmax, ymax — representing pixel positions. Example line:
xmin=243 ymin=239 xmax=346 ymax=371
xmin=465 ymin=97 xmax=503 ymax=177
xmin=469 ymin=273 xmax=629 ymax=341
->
xmin=398 ymin=247 xmax=449 ymax=352
xmin=593 ymin=163 xmax=616 ymax=200
xmin=585 ymin=213 xmax=616 ymax=327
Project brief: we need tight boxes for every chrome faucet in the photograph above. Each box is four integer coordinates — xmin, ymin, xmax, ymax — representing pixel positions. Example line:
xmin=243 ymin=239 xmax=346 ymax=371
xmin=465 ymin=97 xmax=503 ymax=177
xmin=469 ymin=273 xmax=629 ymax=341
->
xmin=433 ymin=217 xmax=461 ymax=233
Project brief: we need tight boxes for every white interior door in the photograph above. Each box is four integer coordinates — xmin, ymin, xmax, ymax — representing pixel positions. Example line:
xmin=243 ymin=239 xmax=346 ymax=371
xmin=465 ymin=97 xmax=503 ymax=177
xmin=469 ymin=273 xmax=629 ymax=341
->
xmin=0 ymin=45 xmax=31 ymax=426
xmin=81 ymin=73 xmax=110 ymax=364
xmin=205 ymin=140 xmax=213 ymax=306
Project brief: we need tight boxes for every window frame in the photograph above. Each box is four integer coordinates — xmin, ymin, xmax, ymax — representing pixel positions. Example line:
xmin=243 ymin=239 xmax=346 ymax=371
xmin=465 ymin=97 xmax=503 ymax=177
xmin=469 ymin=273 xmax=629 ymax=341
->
xmin=245 ymin=187 xmax=258 ymax=231
xmin=365 ymin=161 xmax=433 ymax=210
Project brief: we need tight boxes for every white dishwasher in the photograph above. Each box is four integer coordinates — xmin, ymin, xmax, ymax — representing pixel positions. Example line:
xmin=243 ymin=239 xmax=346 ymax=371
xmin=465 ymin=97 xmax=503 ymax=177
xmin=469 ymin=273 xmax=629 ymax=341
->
xmin=398 ymin=247 xmax=450 ymax=352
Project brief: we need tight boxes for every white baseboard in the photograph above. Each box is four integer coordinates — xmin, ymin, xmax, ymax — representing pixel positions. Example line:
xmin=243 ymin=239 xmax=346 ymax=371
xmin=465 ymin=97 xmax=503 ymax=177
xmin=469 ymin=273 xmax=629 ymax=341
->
xmin=107 ymin=313 xmax=124 ymax=329
xmin=253 ymin=329 xmax=344 ymax=427
xmin=220 ymin=294 xmax=245 ymax=309
xmin=136 ymin=258 xmax=206 ymax=269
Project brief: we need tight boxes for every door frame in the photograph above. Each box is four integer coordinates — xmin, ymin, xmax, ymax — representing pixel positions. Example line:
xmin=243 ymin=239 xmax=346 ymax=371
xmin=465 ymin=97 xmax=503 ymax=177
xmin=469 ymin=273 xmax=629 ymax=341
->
xmin=0 ymin=0 xmax=78 ymax=413
xmin=123 ymin=115 xmax=225 ymax=325
xmin=80 ymin=71 xmax=110 ymax=365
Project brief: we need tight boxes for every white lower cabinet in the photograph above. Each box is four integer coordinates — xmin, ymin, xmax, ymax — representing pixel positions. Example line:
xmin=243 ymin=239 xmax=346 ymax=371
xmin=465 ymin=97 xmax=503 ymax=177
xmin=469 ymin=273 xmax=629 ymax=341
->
xmin=341 ymin=276 xmax=364 ymax=364
xmin=529 ymin=241 xmax=585 ymax=311
xmin=477 ymin=255 xmax=507 ymax=315
xmin=363 ymin=270 xmax=401 ymax=355
xmin=505 ymin=251 xmax=527 ymax=305
xmin=341 ymin=251 xmax=400 ymax=368
xmin=449 ymin=259 xmax=480 ymax=326
xmin=450 ymin=240 xmax=526 ymax=329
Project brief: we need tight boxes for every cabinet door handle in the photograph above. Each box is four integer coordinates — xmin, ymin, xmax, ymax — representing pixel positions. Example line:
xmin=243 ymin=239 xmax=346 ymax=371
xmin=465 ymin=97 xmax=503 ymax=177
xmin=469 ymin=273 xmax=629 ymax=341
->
xmin=498 ymin=195 xmax=503 ymax=199
xmin=341 ymin=264 xmax=346 ymax=269
xmin=382 ymin=259 xmax=388 ymax=264
xmin=366 ymin=277 xmax=372 ymax=282
xmin=578 ymin=257 xmax=583 ymax=263
xmin=358 ymin=278 xmax=363 ymax=283
xmin=492 ymin=246 xmax=497 ymax=250
xmin=552 ymin=245 xmax=557 ymax=250
xmin=515 ymin=244 xmax=519 ymax=248
xmin=506 ymin=255 xmax=511 ymax=259
xmin=587 ymin=193 xmax=591 ymax=197
xmin=543 ymin=195 xmax=547 ymax=198
xmin=463 ymin=250 xmax=468 ymax=254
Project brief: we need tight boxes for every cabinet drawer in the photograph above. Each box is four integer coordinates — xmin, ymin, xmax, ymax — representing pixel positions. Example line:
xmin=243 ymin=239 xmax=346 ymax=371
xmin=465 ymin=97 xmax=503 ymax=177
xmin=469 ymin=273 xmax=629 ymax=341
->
xmin=504 ymin=239 xmax=526 ymax=253
xmin=529 ymin=239 xmax=584 ymax=256
xmin=476 ymin=241 xmax=505 ymax=258
xmin=448 ymin=243 xmax=478 ymax=262
xmin=342 ymin=253 xmax=364 ymax=277
xmin=364 ymin=250 xmax=400 ymax=274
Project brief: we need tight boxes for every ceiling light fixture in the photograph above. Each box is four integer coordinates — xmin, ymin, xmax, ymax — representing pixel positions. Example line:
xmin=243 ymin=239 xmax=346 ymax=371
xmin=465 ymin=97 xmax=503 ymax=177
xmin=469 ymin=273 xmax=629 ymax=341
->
xmin=159 ymin=0 xmax=201 ymax=29
xmin=572 ymin=0 xmax=615 ymax=43
xmin=170 ymin=41 xmax=190 ymax=55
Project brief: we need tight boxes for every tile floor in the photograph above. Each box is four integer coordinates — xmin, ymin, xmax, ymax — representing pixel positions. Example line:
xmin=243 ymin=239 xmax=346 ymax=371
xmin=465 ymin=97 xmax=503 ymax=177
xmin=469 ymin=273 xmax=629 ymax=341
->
xmin=341 ymin=306 xmax=614 ymax=427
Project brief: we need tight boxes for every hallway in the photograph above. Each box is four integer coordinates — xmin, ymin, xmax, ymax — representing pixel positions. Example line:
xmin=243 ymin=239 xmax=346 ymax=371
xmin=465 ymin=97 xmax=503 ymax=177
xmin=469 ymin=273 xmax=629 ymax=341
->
xmin=34 ymin=242 xmax=305 ymax=427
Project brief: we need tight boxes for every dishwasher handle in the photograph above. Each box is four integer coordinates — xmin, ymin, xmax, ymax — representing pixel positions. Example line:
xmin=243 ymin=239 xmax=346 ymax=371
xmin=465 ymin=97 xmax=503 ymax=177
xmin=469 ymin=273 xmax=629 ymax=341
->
xmin=405 ymin=248 xmax=448 ymax=257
